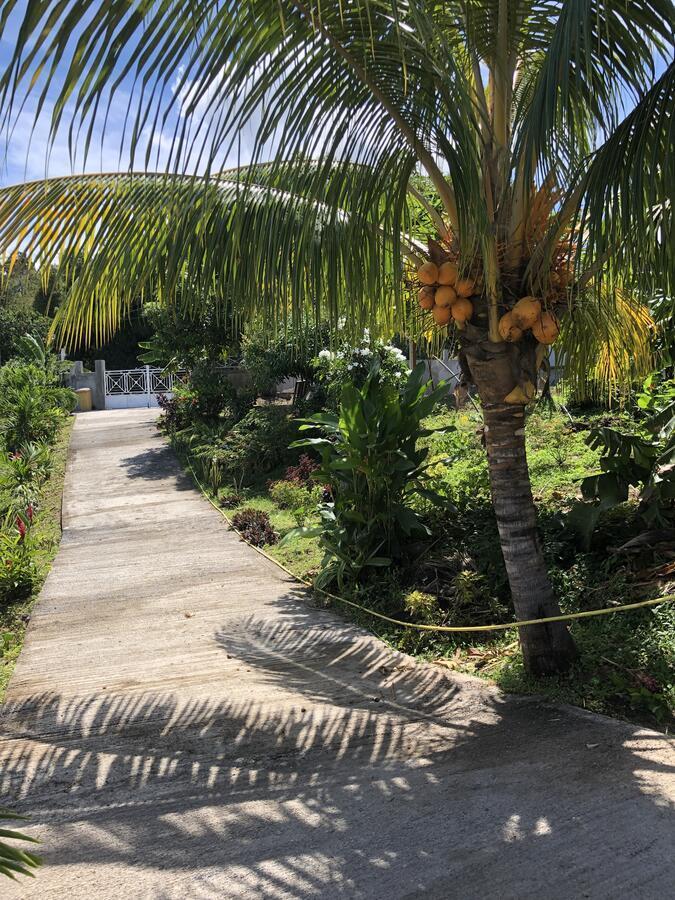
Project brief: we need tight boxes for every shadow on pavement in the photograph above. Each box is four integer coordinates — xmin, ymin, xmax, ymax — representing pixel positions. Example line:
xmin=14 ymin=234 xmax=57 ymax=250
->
xmin=1 ymin=598 xmax=673 ymax=898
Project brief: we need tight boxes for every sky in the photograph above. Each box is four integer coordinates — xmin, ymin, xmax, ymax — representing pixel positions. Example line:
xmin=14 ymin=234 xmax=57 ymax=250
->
xmin=0 ymin=2 xmax=265 ymax=187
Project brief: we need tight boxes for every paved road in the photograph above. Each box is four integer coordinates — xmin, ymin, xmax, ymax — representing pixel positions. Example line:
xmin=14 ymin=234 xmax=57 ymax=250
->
xmin=1 ymin=408 xmax=673 ymax=899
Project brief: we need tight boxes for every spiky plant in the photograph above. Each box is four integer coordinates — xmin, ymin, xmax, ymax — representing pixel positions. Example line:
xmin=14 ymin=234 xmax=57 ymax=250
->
xmin=0 ymin=1 xmax=672 ymax=673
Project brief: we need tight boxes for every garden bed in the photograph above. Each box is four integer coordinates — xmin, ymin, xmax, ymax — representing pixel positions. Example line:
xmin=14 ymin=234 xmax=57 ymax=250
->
xmin=0 ymin=417 xmax=74 ymax=699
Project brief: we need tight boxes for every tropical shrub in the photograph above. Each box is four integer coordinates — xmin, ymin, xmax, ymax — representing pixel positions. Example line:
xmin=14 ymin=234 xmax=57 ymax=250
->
xmin=284 ymin=454 xmax=320 ymax=486
xmin=313 ymin=336 xmax=410 ymax=411
xmin=0 ymin=308 xmax=50 ymax=365
xmin=0 ymin=444 xmax=51 ymax=514
xmin=0 ymin=363 xmax=75 ymax=452
xmin=174 ymin=406 xmax=301 ymax=493
xmin=231 ymin=508 xmax=278 ymax=547
xmin=268 ymin=480 xmax=312 ymax=511
xmin=288 ymin=361 xmax=450 ymax=589
xmin=242 ymin=323 xmax=329 ymax=397
xmin=156 ymin=392 xmax=194 ymax=434
xmin=0 ymin=516 xmax=36 ymax=605
xmin=210 ymin=407 xmax=300 ymax=486
xmin=139 ymin=296 xmax=235 ymax=370
xmin=568 ymin=376 xmax=675 ymax=544
xmin=187 ymin=360 xmax=253 ymax=422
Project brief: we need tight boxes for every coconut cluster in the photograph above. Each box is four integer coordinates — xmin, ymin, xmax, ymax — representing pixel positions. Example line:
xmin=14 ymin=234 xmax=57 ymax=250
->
xmin=498 ymin=297 xmax=559 ymax=345
xmin=416 ymin=261 xmax=476 ymax=327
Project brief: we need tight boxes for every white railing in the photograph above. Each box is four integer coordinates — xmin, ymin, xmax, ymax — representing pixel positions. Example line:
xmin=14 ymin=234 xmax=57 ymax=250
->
xmin=105 ymin=366 xmax=187 ymax=408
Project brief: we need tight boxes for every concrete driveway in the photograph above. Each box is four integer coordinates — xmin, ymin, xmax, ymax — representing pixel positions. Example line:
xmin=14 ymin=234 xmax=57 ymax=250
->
xmin=1 ymin=408 xmax=673 ymax=898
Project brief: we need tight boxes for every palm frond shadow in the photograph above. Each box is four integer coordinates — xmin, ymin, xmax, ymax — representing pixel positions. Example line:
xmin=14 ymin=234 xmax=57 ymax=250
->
xmin=1 ymin=607 xmax=673 ymax=895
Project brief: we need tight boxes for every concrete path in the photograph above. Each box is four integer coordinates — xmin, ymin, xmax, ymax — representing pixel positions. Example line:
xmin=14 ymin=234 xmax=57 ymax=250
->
xmin=1 ymin=408 xmax=673 ymax=899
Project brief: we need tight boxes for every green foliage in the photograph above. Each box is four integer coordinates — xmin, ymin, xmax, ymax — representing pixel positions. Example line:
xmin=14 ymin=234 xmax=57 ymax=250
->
xmin=288 ymin=361 xmax=450 ymax=589
xmin=495 ymin=598 xmax=674 ymax=727
xmin=0 ymin=308 xmax=50 ymax=366
xmin=139 ymin=298 xmax=235 ymax=370
xmin=269 ymin=480 xmax=316 ymax=510
xmin=186 ymin=361 xmax=253 ymax=423
xmin=403 ymin=590 xmax=442 ymax=625
xmin=0 ymin=363 xmax=76 ymax=452
xmin=0 ymin=518 xmax=36 ymax=605
xmin=568 ymin=376 xmax=675 ymax=544
xmin=0 ymin=444 xmax=52 ymax=516
xmin=177 ymin=407 xmax=301 ymax=492
xmin=1 ymin=418 xmax=73 ymax=698
xmin=158 ymin=362 xmax=254 ymax=438
xmin=242 ymin=323 xmax=329 ymax=397
xmin=0 ymin=807 xmax=41 ymax=881
xmin=231 ymin=507 xmax=278 ymax=547
xmin=0 ymin=253 xmax=42 ymax=312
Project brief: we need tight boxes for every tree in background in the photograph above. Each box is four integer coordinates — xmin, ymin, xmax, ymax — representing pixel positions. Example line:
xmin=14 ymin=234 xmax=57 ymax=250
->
xmin=0 ymin=1 xmax=672 ymax=674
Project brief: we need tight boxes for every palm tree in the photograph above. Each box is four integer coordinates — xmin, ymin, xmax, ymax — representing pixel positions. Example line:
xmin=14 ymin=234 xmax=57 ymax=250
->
xmin=0 ymin=1 xmax=672 ymax=674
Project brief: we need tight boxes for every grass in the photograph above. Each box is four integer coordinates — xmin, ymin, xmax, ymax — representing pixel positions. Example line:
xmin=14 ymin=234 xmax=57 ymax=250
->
xmin=218 ymin=489 xmax=324 ymax=580
xmin=0 ymin=416 xmax=74 ymax=699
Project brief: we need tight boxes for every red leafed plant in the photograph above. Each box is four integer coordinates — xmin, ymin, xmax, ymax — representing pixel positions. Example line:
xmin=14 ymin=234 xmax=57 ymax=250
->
xmin=285 ymin=454 xmax=319 ymax=487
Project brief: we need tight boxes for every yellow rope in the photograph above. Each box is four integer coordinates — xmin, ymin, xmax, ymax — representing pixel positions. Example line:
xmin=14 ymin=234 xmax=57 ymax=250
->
xmin=186 ymin=459 xmax=675 ymax=634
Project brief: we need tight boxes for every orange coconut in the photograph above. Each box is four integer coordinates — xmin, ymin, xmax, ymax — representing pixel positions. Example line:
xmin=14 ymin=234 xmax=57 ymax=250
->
xmin=434 ymin=285 xmax=457 ymax=308
xmin=451 ymin=297 xmax=473 ymax=323
xmin=498 ymin=311 xmax=523 ymax=342
xmin=531 ymin=311 xmax=560 ymax=344
xmin=432 ymin=305 xmax=452 ymax=326
xmin=511 ymin=296 xmax=542 ymax=329
xmin=437 ymin=261 xmax=458 ymax=285
xmin=417 ymin=261 xmax=439 ymax=285
xmin=418 ymin=287 xmax=435 ymax=310
xmin=455 ymin=278 xmax=475 ymax=298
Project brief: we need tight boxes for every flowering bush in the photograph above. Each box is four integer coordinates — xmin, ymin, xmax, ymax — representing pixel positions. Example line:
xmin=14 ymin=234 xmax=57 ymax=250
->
xmin=313 ymin=335 xmax=409 ymax=410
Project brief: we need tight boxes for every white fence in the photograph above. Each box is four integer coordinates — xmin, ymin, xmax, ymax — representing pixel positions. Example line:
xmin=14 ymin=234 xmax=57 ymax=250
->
xmin=104 ymin=366 xmax=187 ymax=409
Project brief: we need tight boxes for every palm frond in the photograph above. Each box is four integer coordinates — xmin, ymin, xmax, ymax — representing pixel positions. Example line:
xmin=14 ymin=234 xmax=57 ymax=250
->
xmin=573 ymin=63 xmax=675 ymax=301
xmin=513 ymin=0 xmax=673 ymax=182
xmin=0 ymin=166 xmax=410 ymax=348
xmin=558 ymin=285 xmax=655 ymax=403
xmin=0 ymin=2 xmax=491 ymax=250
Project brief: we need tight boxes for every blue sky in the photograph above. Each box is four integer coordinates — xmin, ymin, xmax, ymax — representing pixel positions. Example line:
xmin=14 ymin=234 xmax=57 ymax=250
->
xmin=0 ymin=2 xmax=264 ymax=187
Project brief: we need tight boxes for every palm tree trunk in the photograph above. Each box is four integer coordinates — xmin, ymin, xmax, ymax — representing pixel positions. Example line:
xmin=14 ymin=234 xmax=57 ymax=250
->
xmin=483 ymin=401 xmax=578 ymax=675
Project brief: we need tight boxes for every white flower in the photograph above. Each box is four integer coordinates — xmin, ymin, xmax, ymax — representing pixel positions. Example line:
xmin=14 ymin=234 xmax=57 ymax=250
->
xmin=318 ymin=349 xmax=331 ymax=359
xmin=394 ymin=371 xmax=402 ymax=378
xmin=361 ymin=348 xmax=372 ymax=356
xmin=347 ymin=363 xmax=355 ymax=370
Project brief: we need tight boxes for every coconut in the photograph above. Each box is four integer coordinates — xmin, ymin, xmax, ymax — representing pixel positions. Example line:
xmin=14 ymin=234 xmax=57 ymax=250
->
xmin=418 ymin=288 xmax=435 ymax=310
xmin=451 ymin=297 xmax=473 ymax=323
xmin=432 ymin=305 xmax=451 ymax=326
xmin=511 ymin=296 xmax=541 ymax=329
xmin=498 ymin=311 xmax=523 ymax=342
xmin=531 ymin=311 xmax=560 ymax=344
xmin=437 ymin=262 xmax=458 ymax=285
xmin=418 ymin=261 xmax=439 ymax=285
xmin=455 ymin=278 xmax=475 ymax=298
xmin=434 ymin=285 xmax=457 ymax=308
